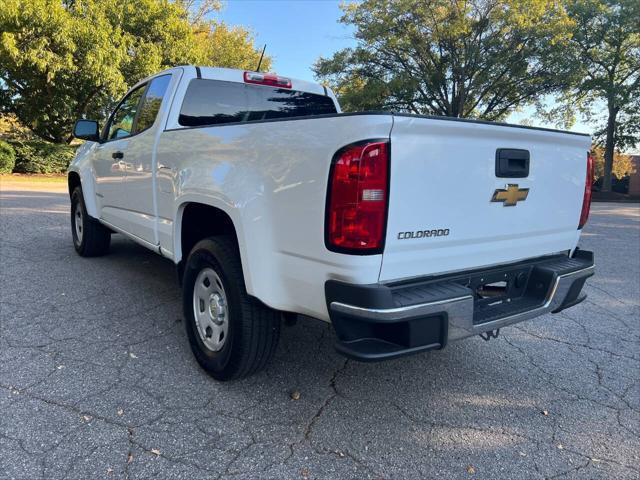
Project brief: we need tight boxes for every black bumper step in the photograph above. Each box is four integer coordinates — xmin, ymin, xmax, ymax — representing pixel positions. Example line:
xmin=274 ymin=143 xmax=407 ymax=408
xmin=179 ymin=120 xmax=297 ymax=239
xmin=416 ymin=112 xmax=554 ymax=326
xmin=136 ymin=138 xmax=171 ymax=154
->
xmin=326 ymin=250 xmax=594 ymax=361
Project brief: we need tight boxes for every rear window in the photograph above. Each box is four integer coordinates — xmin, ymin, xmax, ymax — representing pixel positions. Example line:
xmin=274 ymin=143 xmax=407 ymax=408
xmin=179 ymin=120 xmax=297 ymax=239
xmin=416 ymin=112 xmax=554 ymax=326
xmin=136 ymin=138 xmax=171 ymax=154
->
xmin=178 ymin=79 xmax=337 ymax=127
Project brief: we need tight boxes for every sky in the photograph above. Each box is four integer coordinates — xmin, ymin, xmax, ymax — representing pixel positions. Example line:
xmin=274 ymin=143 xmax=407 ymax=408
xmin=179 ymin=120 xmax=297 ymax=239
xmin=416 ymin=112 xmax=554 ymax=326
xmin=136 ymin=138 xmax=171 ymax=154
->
xmin=216 ymin=1 xmax=355 ymax=82
xmin=216 ymin=0 xmax=594 ymax=136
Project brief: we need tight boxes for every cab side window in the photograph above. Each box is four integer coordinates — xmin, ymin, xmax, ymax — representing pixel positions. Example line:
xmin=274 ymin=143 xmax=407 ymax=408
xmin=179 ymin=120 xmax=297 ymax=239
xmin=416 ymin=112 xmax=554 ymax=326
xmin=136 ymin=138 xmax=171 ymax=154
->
xmin=106 ymin=85 xmax=146 ymax=140
xmin=135 ymin=75 xmax=171 ymax=133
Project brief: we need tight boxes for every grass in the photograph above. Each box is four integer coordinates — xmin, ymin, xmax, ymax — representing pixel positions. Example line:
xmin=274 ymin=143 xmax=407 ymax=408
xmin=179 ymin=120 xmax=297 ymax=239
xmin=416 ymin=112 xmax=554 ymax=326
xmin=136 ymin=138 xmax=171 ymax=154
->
xmin=0 ymin=173 xmax=67 ymax=192
xmin=0 ymin=173 xmax=66 ymax=183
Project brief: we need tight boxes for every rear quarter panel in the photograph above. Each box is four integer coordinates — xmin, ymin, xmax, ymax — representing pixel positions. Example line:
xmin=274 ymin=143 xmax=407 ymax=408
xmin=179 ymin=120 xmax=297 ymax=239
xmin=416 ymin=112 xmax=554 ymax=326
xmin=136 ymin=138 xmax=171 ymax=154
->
xmin=156 ymin=114 xmax=393 ymax=321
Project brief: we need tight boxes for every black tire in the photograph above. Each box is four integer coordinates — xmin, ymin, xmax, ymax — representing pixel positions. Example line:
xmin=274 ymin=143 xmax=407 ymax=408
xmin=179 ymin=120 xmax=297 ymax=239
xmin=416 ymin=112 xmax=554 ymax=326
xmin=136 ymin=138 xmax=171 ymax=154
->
xmin=71 ymin=186 xmax=111 ymax=257
xmin=183 ymin=236 xmax=280 ymax=381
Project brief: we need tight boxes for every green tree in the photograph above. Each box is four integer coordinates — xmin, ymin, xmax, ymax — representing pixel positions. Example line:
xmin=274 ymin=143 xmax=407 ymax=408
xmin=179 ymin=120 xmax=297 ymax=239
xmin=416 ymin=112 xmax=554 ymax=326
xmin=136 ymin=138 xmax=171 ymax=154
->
xmin=0 ymin=140 xmax=16 ymax=173
xmin=559 ymin=0 xmax=640 ymax=192
xmin=193 ymin=21 xmax=271 ymax=71
xmin=177 ymin=0 xmax=222 ymax=25
xmin=177 ymin=0 xmax=272 ymax=70
xmin=314 ymin=0 xmax=572 ymax=120
xmin=0 ymin=0 xmax=269 ymax=144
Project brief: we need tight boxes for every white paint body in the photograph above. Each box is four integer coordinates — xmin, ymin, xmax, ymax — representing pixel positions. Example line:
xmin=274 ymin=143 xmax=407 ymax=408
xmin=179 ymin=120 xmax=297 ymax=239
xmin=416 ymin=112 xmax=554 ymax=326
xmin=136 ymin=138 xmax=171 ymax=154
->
xmin=69 ymin=66 xmax=591 ymax=322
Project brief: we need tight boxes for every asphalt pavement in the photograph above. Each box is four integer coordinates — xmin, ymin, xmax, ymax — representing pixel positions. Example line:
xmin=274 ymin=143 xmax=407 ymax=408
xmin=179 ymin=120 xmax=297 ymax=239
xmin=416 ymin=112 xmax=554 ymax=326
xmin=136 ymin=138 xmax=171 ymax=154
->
xmin=0 ymin=183 xmax=638 ymax=479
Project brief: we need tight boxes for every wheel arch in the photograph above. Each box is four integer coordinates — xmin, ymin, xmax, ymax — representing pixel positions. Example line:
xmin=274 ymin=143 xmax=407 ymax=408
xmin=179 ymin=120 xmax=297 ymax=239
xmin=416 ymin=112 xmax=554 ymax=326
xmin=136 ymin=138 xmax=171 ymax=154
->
xmin=67 ymin=168 xmax=99 ymax=218
xmin=174 ymin=201 xmax=253 ymax=291
xmin=68 ymin=171 xmax=81 ymax=197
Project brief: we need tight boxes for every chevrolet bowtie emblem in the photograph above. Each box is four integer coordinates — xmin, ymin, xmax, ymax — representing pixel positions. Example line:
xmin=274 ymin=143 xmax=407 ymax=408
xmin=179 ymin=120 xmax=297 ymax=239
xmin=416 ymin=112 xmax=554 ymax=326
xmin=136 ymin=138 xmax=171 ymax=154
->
xmin=491 ymin=184 xmax=529 ymax=206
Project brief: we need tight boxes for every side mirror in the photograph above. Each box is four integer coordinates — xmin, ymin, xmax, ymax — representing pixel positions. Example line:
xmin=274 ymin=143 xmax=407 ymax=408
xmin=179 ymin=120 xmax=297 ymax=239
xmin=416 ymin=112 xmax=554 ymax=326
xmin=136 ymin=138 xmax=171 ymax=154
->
xmin=73 ymin=119 xmax=101 ymax=142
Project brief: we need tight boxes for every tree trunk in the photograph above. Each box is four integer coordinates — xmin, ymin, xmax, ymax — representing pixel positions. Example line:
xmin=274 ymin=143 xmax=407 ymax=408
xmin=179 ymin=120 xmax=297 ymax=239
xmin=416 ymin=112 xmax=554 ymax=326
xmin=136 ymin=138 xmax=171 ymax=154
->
xmin=602 ymin=102 xmax=618 ymax=193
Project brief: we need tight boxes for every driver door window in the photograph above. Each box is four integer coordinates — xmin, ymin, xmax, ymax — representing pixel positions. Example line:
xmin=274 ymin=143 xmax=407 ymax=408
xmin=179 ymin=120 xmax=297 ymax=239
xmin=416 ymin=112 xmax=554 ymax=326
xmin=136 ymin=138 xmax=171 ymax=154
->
xmin=106 ymin=85 xmax=146 ymax=140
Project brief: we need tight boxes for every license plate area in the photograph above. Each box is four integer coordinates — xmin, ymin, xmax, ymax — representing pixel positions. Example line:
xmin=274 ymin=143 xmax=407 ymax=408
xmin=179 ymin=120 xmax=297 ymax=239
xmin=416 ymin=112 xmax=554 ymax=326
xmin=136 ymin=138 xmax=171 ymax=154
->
xmin=470 ymin=268 xmax=530 ymax=309
xmin=455 ymin=265 xmax=549 ymax=324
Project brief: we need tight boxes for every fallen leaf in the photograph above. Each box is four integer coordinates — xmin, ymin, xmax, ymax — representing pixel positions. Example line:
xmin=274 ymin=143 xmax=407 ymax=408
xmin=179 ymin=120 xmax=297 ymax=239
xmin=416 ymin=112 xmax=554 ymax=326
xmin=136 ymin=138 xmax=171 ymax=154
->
xmin=300 ymin=468 xmax=310 ymax=479
xmin=117 ymin=408 xmax=124 ymax=416
xmin=127 ymin=453 xmax=134 ymax=464
xmin=290 ymin=390 xmax=301 ymax=401
xmin=466 ymin=465 xmax=476 ymax=474
xmin=151 ymin=449 xmax=161 ymax=456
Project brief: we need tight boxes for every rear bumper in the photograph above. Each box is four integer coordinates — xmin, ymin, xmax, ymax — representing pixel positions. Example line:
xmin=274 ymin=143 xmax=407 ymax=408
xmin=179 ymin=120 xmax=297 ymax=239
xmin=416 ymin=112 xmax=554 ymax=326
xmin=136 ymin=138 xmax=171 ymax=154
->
xmin=326 ymin=250 xmax=594 ymax=361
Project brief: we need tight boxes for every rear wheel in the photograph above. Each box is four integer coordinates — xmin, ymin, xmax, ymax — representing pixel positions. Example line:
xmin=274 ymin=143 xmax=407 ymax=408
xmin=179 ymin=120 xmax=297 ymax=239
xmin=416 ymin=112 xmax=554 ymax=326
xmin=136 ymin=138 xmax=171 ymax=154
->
xmin=71 ymin=186 xmax=111 ymax=256
xmin=183 ymin=236 xmax=280 ymax=381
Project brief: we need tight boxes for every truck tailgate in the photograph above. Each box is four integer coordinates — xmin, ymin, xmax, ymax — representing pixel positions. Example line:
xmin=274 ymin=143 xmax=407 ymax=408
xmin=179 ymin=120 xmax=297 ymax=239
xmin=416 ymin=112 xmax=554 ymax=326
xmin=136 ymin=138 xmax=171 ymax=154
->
xmin=380 ymin=115 xmax=591 ymax=282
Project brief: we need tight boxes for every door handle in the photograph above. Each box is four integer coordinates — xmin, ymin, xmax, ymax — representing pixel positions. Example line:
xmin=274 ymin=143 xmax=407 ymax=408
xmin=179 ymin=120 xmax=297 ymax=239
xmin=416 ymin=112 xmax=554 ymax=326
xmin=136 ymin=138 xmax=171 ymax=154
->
xmin=495 ymin=149 xmax=529 ymax=178
xmin=112 ymin=151 xmax=124 ymax=159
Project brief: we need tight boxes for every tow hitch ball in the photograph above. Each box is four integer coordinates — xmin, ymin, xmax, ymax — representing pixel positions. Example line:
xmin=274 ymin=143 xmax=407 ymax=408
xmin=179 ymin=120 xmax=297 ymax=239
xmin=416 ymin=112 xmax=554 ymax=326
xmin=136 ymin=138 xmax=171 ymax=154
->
xmin=479 ymin=329 xmax=500 ymax=341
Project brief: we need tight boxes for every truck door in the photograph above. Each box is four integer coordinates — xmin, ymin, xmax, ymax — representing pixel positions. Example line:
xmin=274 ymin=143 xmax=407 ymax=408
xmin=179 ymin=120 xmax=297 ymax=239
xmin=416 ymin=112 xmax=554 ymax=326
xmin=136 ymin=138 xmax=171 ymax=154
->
xmin=94 ymin=84 xmax=146 ymax=227
xmin=122 ymin=74 xmax=173 ymax=244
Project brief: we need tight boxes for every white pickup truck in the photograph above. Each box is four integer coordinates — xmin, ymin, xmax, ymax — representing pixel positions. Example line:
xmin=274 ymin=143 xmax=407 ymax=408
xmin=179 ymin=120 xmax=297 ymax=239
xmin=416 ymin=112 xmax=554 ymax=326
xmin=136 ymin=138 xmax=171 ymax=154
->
xmin=69 ymin=66 xmax=595 ymax=380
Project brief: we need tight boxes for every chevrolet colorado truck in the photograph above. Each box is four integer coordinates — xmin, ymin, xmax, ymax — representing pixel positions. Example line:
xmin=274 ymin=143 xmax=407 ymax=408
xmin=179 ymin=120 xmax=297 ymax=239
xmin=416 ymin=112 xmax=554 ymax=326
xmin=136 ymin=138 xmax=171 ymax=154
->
xmin=69 ymin=66 xmax=595 ymax=380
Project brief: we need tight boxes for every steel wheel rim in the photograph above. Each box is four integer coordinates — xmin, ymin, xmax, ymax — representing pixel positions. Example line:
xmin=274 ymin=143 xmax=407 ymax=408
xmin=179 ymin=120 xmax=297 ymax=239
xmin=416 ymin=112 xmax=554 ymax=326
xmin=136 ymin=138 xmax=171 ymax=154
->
xmin=192 ymin=267 xmax=229 ymax=352
xmin=74 ymin=204 xmax=83 ymax=243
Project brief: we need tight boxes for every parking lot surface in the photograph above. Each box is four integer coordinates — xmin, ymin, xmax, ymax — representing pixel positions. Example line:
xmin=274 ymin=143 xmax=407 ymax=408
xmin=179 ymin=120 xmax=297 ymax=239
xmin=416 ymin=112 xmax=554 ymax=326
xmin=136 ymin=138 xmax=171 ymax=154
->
xmin=0 ymin=184 xmax=638 ymax=480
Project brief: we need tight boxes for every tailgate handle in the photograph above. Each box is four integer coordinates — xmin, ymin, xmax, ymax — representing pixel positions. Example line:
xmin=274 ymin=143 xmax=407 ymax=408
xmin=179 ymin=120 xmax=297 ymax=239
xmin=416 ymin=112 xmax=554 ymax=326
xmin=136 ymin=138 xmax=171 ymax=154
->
xmin=495 ymin=149 xmax=529 ymax=178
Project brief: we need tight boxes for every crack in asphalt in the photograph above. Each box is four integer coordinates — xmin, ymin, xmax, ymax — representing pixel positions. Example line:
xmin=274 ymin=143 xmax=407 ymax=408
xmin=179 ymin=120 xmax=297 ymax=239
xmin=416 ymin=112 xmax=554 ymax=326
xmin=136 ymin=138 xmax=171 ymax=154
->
xmin=303 ymin=358 xmax=349 ymax=441
xmin=499 ymin=336 xmax=640 ymax=474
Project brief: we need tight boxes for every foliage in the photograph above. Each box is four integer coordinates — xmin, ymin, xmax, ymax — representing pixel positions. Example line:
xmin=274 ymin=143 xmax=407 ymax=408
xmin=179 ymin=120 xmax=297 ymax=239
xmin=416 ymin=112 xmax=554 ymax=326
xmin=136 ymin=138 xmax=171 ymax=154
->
xmin=552 ymin=0 xmax=640 ymax=191
xmin=0 ymin=114 xmax=35 ymax=142
xmin=0 ymin=0 xmax=270 ymax=144
xmin=314 ymin=0 xmax=572 ymax=120
xmin=10 ymin=140 xmax=76 ymax=174
xmin=589 ymin=95 xmax=640 ymax=154
xmin=0 ymin=140 xmax=16 ymax=173
xmin=176 ymin=0 xmax=223 ymax=25
xmin=193 ymin=21 xmax=270 ymax=71
xmin=591 ymin=146 xmax=635 ymax=180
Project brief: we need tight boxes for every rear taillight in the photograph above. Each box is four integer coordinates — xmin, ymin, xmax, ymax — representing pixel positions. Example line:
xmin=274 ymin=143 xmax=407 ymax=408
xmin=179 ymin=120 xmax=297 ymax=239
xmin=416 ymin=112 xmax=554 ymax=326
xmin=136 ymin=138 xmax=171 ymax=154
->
xmin=326 ymin=140 xmax=389 ymax=253
xmin=243 ymin=71 xmax=291 ymax=88
xmin=579 ymin=152 xmax=594 ymax=229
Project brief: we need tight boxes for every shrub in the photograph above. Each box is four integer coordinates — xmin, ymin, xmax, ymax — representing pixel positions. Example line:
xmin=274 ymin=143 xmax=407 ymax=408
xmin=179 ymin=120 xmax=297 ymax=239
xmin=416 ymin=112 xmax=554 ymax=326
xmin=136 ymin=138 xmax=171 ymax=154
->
xmin=0 ymin=141 xmax=16 ymax=173
xmin=10 ymin=141 xmax=76 ymax=174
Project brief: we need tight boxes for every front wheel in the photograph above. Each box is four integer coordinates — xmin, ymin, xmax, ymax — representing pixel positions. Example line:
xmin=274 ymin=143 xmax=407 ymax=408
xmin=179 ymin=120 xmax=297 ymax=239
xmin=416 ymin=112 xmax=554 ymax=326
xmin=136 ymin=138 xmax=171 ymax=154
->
xmin=71 ymin=186 xmax=111 ymax=257
xmin=182 ymin=236 xmax=281 ymax=381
